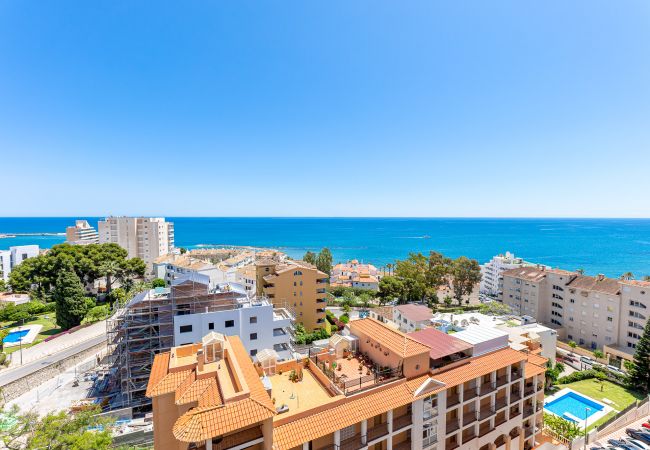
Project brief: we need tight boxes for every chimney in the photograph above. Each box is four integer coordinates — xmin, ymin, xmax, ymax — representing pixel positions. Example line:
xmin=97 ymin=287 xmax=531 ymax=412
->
xmin=197 ymin=348 xmax=204 ymax=372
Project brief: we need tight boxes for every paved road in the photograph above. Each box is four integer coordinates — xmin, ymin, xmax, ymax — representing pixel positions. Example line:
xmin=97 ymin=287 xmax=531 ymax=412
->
xmin=0 ymin=334 xmax=106 ymax=387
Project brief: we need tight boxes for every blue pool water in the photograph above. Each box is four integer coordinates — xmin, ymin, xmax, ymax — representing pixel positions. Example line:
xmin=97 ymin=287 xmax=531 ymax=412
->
xmin=545 ymin=391 xmax=603 ymax=421
xmin=3 ymin=330 xmax=29 ymax=344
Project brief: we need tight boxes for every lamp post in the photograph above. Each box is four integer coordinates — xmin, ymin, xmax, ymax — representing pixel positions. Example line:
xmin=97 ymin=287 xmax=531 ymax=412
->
xmin=584 ymin=407 xmax=591 ymax=450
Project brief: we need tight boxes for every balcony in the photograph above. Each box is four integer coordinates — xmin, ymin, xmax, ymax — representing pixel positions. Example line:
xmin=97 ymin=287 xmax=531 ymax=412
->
xmin=446 ymin=440 xmax=460 ymax=450
xmin=495 ymin=397 xmax=507 ymax=411
xmin=463 ymin=411 xmax=477 ymax=426
xmin=524 ymin=426 xmax=534 ymax=438
xmin=496 ymin=375 xmax=508 ymax=387
xmin=509 ymin=406 xmax=521 ymax=418
xmin=446 ymin=420 xmax=460 ymax=435
xmin=479 ymin=422 xmax=494 ymax=438
xmin=462 ymin=426 xmax=476 ymax=444
xmin=367 ymin=422 xmax=389 ymax=441
xmin=340 ymin=434 xmax=364 ymax=450
xmin=479 ymin=407 xmax=495 ymax=421
xmin=447 ymin=394 xmax=460 ymax=408
xmin=495 ymin=413 xmax=507 ymax=427
xmin=523 ymin=406 xmax=534 ymax=417
xmin=393 ymin=439 xmax=412 ymax=450
xmin=510 ymin=391 xmax=521 ymax=402
xmin=511 ymin=370 xmax=522 ymax=381
xmin=463 ymin=387 xmax=478 ymax=401
xmin=394 ymin=413 xmax=412 ymax=431
xmin=523 ymin=384 xmax=535 ymax=397
xmin=480 ymin=381 xmax=496 ymax=396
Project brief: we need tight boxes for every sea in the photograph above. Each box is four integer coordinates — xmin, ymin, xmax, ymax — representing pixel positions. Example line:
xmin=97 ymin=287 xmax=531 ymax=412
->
xmin=0 ymin=217 xmax=649 ymax=278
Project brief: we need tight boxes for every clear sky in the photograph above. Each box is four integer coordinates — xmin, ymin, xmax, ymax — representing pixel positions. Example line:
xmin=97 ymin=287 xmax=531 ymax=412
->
xmin=1 ymin=1 xmax=649 ymax=217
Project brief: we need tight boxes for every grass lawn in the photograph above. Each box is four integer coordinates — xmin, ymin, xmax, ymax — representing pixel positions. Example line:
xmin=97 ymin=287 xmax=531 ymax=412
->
xmin=1 ymin=314 xmax=62 ymax=355
xmin=556 ymin=378 xmax=646 ymax=430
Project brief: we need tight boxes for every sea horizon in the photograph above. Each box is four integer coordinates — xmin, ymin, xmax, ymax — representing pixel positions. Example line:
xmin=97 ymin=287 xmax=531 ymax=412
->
xmin=1 ymin=217 xmax=649 ymax=279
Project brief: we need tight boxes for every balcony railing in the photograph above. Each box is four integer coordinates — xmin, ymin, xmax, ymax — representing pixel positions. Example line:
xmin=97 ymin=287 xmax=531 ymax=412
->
xmin=393 ymin=413 xmax=412 ymax=431
xmin=479 ymin=407 xmax=495 ymax=421
xmin=463 ymin=411 xmax=477 ymax=426
xmin=393 ymin=439 xmax=412 ymax=450
xmin=495 ymin=397 xmax=507 ymax=411
xmin=446 ymin=420 xmax=460 ymax=435
xmin=479 ymin=423 xmax=494 ymax=437
xmin=367 ymin=422 xmax=389 ymax=441
xmin=510 ymin=391 xmax=521 ymax=402
xmin=495 ymin=414 xmax=507 ymax=427
xmin=524 ymin=385 xmax=535 ymax=397
xmin=340 ymin=434 xmax=364 ymax=450
xmin=462 ymin=427 xmax=476 ymax=444
xmin=480 ymin=382 xmax=496 ymax=395
xmin=447 ymin=394 xmax=460 ymax=408
xmin=496 ymin=375 xmax=508 ymax=387
xmin=463 ymin=388 xmax=478 ymax=401
xmin=446 ymin=441 xmax=460 ymax=450
xmin=523 ymin=406 xmax=534 ymax=417
xmin=510 ymin=407 xmax=521 ymax=418
xmin=511 ymin=370 xmax=522 ymax=381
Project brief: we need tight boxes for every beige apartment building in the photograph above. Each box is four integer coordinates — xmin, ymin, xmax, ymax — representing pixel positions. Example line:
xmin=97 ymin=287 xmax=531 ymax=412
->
xmin=255 ymin=259 xmax=328 ymax=331
xmin=65 ymin=219 xmax=99 ymax=245
xmin=501 ymin=266 xmax=650 ymax=364
xmin=98 ymin=217 xmax=174 ymax=273
xmin=147 ymin=318 xmax=546 ymax=450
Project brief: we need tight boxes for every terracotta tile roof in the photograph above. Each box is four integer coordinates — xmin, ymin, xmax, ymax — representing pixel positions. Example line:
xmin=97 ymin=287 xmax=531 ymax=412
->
xmin=272 ymin=376 xmax=431 ymax=449
xmin=502 ymin=266 xmax=549 ymax=283
xmin=431 ymin=347 xmax=527 ymax=389
xmin=525 ymin=361 xmax=546 ymax=378
xmin=408 ymin=328 xmax=473 ymax=360
xmin=228 ymin=338 xmax=276 ymax=412
xmin=350 ymin=318 xmax=430 ymax=358
xmin=621 ymin=279 xmax=650 ymax=288
xmin=173 ymin=399 xmax=274 ymax=442
xmin=176 ymin=377 xmax=221 ymax=406
xmin=146 ymin=352 xmax=193 ymax=397
xmin=145 ymin=352 xmax=170 ymax=397
xmin=566 ymin=275 xmax=621 ymax=295
xmin=395 ymin=304 xmax=434 ymax=322
xmin=526 ymin=353 xmax=547 ymax=367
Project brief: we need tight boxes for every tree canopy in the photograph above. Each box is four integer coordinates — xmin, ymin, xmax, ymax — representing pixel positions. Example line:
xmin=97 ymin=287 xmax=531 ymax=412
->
xmin=628 ymin=318 xmax=650 ymax=393
xmin=53 ymin=268 xmax=90 ymax=330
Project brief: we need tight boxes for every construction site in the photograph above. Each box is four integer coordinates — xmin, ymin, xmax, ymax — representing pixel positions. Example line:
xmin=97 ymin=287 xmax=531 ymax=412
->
xmin=105 ymin=275 xmax=294 ymax=414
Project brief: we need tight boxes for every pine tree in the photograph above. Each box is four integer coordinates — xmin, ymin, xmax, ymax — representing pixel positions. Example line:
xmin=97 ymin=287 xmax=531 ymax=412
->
xmin=316 ymin=248 xmax=333 ymax=275
xmin=53 ymin=268 xmax=89 ymax=330
xmin=303 ymin=251 xmax=317 ymax=265
xmin=629 ymin=318 xmax=650 ymax=393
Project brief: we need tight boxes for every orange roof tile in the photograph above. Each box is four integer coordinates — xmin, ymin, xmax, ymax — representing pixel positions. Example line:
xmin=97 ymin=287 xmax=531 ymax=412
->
xmin=176 ymin=377 xmax=222 ymax=406
xmin=350 ymin=318 xmax=430 ymax=358
xmin=525 ymin=361 xmax=546 ymax=378
xmin=145 ymin=352 xmax=170 ymax=397
xmin=526 ymin=353 xmax=548 ymax=367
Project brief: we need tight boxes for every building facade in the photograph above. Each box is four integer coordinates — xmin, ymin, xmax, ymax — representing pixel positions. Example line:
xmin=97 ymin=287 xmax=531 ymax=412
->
xmin=98 ymin=217 xmax=174 ymax=273
xmin=480 ymin=252 xmax=532 ymax=298
xmin=0 ymin=245 xmax=39 ymax=282
xmin=393 ymin=304 xmax=434 ymax=333
xmin=501 ymin=266 xmax=650 ymax=364
xmin=65 ymin=220 xmax=99 ymax=245
xmin=257 ymin=260 xmax=328 ymax=331
xmin=153 ymin=254 xmax=221 ymax=288
xmin=330 ymin=260 xmax=380 ymax=290
xmin=147 ymin=318 xmax=546 ymax=450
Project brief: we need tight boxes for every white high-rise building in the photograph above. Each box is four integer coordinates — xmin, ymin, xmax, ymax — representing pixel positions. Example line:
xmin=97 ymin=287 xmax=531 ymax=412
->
xmin=98 ymin=217 xmax=174 ymax=273
xmin=0 ymin=245 xmax=40 ymax=282
xmin=480 ymin=251 xmax=532 ymax=297
xmin=65 ymin=220 xmax=99 ymax=245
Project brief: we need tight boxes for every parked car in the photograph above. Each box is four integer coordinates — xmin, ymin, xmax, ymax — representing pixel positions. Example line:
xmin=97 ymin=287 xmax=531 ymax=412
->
xmin=641 ymin=423 xmax=650 ymax=430
xmin=607 ymin=364 xmax=624 ymax=374
xmin=626 ymin=439 xmax=650 ymax=450
xmin=581 ymin=356 xmax=595 ymax=365
xmin=626 ymin=429 xmax=650 ymax=444
xmin=608 ymin=439 xmax=637 ymax=450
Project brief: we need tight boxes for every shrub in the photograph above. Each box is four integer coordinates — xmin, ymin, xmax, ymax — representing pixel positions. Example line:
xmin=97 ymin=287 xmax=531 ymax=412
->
xmin=340 ymin=314 xmax=350 ymax=324
xmin=0 ymin=353 xmax=6 ymax=365
xmin=557 ymin=369 xmax=597 ymax=384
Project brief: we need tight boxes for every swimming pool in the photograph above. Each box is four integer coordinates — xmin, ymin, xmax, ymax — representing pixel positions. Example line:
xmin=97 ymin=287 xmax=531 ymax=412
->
xmin=3 ymin=329 xmax=29 ymax=344
xmin=545 ymin=390 xmax=604 ymax=421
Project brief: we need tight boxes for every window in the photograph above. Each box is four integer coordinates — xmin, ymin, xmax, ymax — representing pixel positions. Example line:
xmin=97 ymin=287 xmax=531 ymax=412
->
xmin=630 ymin=311 xmax=646 ymax=320
xmin=179 ymin=325 xmax=192 ymax=333
xmin=250 ymin=333 xmax=258 ymax=340
xmin=607 ymin=317 xmax=613 ymax=322
xmin=293 ymin=270 xmax=303 ymax=276
xmin=250 ymin=316 xmax=257 ymax=324
xmin=570 ymin=299 xmax=575 ymax=304
xmin=225 ymin=320 xmax=235 ymax=328
xmin=208 ymin=322 xmax=214 ymax=330
xmin=630 ymin=300 xmax=647 ymax=309
xmin=250 ymin=349 xmax=257 ymax=356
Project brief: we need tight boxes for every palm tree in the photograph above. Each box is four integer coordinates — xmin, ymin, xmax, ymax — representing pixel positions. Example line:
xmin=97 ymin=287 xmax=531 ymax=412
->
xmin=644 ymin=275 xmax=650 ymax=282
xmin=622 ymin=272 xmax=635 ymax=281
xmin=386 ymin=263 xmax=393 ymax=276
xmin=576 ymin=268 xmax=585 ymax=275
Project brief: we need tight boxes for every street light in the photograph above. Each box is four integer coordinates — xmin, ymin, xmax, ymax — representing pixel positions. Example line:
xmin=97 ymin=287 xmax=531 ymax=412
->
xmin=584 ymin=407 xmax=591 ymax=450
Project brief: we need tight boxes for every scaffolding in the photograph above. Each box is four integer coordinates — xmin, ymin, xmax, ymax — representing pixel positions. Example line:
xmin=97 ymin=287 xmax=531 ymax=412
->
xmin=106 ymin=277 xmax=295 ymax=412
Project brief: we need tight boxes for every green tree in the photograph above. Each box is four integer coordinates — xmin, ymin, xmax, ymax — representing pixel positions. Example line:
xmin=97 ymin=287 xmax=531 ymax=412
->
xmin=644 ymin=275 xmax=650 ymax=282
xmin=450 ymin=256 xmax=481 ymax=305
xmin=595 ymin=371 xmax=607 ymax=392
xmin=443 ymin=295 xmax=453 ymax=307
xmin=53 ymin=269 xmax=89 ymax=330
xmin=303 ymin=251 xmax=317 ymax=265
xmin=316 ymin=248 xmax=333 ymax=275
xmin=377 ymin=276 xmax=404 ymax=305
xmin=151 ymin=278 xmax=166 ymax=288
xmin=628 ymin=318 xmax=650 ymax=393
xmin=479 ymin=301 xmax=512 ymax=316
xmin=0 ymin=279 xmax=7 ymax=292
xmin=394 ymin=253 xmax=428 ymax=302
xmin=622 ymin=272 xmax=635 ymax=280
xmin=593 ymin=349 xmax=604 ymax=360
xmin=179 ymin=247 xmax=188 ymax=254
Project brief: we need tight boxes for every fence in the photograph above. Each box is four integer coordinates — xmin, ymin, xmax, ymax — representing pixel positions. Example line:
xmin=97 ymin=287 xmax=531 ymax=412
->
xmin=596 ymin=396 xmax=650 ymax=438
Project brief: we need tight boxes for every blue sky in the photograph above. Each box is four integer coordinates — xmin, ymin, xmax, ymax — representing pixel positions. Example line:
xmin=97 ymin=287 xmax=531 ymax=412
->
xmin=1 ymin=1 xmax=649 ymax=217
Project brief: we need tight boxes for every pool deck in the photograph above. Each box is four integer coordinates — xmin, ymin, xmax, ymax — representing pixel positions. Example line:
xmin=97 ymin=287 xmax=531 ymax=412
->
xmin=3 ymin=324 xmax=43 ymax=348
xmin=544 ymin=387 xmax=613 ymax=428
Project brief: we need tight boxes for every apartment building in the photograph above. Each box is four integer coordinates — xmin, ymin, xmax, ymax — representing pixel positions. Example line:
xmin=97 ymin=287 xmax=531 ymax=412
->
xmin=480 ymin=252 xmax=532 ymax=297
xmin=154 ymin=254 xmax=221 ymax=289
xmin=98 ymin=217 xmax=174 ymax=273
xmin=107 ymin=273 xmax=293 ymax=410
xmin=331 ymin=260 xmax=380 ymax=290
xmin=256 ymin=259 xmax=328 ymax=331
xmin=65 ymin=220 xmax=99 ymax=245
xmin=147 ymin=318 xmax=546 ymax=450
xmin=501 ymin=266 xmax=650 ymax=365
xmin=0 ymin=244 xmax=39 ymax=282
xmin=393 ymin=304 xmax=435 ymax=333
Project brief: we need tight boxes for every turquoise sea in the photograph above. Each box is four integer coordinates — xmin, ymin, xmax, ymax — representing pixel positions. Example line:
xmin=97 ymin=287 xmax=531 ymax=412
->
xmin=0 ymin=217 xmax=649 ymax=278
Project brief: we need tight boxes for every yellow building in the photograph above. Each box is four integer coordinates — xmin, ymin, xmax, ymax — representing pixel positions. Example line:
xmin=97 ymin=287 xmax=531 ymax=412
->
xmin=255 ymin=260 xmax=328 ymax=331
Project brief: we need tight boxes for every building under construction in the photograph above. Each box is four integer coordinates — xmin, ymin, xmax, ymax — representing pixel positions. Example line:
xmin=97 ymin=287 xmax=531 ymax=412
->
xmin=106 ymin=273 xmax=295 ymax=412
